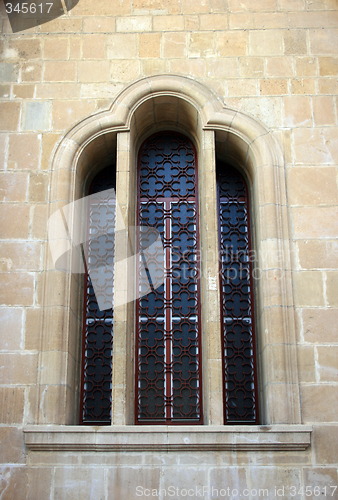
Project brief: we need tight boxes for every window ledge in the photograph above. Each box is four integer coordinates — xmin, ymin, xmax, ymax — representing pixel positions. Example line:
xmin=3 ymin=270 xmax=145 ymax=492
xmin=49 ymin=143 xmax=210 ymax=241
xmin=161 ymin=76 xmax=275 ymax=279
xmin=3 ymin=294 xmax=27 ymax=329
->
xmin=24 ymin=425 xmax=312 ymax=452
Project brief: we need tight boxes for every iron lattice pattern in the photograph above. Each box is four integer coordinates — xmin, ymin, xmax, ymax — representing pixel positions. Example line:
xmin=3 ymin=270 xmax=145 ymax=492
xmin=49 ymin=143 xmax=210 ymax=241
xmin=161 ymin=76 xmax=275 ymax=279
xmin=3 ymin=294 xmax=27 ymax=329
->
xmin=136 ymin=133 xmax=202 ymax=424
xmin=218 ymin=164 xmax=258 ymax=424
xmin=80 ymin=168 xmax=115 ymax=425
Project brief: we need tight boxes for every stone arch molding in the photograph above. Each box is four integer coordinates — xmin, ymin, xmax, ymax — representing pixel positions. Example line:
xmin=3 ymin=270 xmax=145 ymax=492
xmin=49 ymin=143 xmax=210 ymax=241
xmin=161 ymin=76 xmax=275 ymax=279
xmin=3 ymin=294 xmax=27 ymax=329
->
xmin=52 ymin=74 xmax=283 ymax=178
xmin=40 ymin=75 xmax=301 ymax=426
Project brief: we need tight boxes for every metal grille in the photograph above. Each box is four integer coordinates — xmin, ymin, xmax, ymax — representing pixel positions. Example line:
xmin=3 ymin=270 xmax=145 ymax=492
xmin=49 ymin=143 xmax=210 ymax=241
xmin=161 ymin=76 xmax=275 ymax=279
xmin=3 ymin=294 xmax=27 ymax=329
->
xmin=80 ymin=168 xmax=115 ymax=425
xmin=218 ymin=164 xmax=258 ymax=424
xmin=136 ymin=133 xmax=202 ymax=424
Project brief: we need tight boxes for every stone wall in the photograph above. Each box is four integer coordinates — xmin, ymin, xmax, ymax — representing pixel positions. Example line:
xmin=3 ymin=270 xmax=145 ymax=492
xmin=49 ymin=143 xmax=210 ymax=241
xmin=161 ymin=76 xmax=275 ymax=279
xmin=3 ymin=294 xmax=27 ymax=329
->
xmin=0 ymin=0 xmax=337 ymax=498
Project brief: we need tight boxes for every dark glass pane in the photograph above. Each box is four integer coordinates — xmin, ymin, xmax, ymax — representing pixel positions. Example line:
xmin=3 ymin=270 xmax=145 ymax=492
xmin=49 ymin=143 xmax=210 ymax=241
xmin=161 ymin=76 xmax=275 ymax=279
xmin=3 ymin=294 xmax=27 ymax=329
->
xmin=80 ymin=167 xmax=115 ymax=425
xmin=136 ymin=133 xmax=202 ymax=424
xmin=218 ymin=163 xmax=258 ymax=424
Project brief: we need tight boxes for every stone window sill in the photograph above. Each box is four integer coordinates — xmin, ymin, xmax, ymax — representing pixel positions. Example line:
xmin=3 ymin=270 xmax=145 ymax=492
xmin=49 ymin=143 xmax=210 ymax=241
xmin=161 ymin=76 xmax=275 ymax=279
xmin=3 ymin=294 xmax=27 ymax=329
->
xmin=24 ymin=425 xmax=312 ymax=452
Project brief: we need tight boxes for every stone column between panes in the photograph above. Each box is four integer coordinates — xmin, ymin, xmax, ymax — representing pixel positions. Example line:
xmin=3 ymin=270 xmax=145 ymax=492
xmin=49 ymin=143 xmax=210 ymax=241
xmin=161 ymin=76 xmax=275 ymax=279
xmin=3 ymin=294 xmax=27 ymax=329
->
xmin=111 ymin=131 xmax=135 ymax=425
xmin=199 ymin=130 xmax=223 ymax=425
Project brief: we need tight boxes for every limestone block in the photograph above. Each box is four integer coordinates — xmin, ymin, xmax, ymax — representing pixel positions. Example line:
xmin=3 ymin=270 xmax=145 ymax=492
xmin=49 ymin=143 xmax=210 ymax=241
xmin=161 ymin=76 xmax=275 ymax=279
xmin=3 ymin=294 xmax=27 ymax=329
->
xmin=260 ymin=78 xmax=288 ymax=95
xmin=36 ymin=83 xmax=80 ymax=99
xmin=43 ymin=37 xmax=68 ymax=59
xmin=318 ymin=78 xmax=338 ymax=94
xmin=29 ymin=173 xmax=48 ymax=202
xmin=21 ymin=102 xmax=51 ymax=131
xmin=117 ymin=15 xmax=152 ymax=32
xmin=0 ymin=466 xmax=53 ymax=500
xmin=310 ymin=29 xmax=338 ymax=54
xmin=0 ymin=84 xmax=10 ymax=97
xmin=297 ymin=240 xmax=338 ymax=269
xmin=297 ymin=345 xmax=316 ymax=383
xmin=316 ymin=346 xmax=338 ymax=382
xmin=181 ymin=0 xmax=210 ymax=13
xmin=133 ymin=0 xmax=168 ymax=11
xmin=293 ymin=271 xmax=324 ymax=307
xmin=0 ymin=62 xmax=18 ymax=82
xmin=249 ymin=30 xmax=283 ymax=56
xmin=284 ymin=30 xmax=307 ymax=55
xmin=184 ymin=14 xmax=200 ymax=30
xmin=295 ymin=56 xmax=318 ymax=76
xmin=0 ymin=387 xmax=24 ymax=424
xmin=153 ymin=14 xmax=184 ymax=31
xmin=141 ymin=59 xmax=167 ymax=75
xmin=239 ymin=57 xmax=264 ymax=77
xmin=0 ymin=427 xmax=25 ymax=463
xmin=8 ymin=134 xmax=40 ymax=170
xmin=20 ymin=62 xmax=42 ymax=82
xmin=301 ymin=385 xmax=338 ymax=422
xmin=78 ymin=60 xmax=110 ymax=82
xmin=0 ymin=308 xmax=23 ymax=350
xmin=313 ymin=96 xmax=336 ymax=125
xmin=139 ymin=33 xmax=161 ymax=58
xmin=52 ymin=100 xmax=96 ymax=130
xmin=0 ymin=205 xmax=30 ymax=239
xmin=229 ymin=12 xmax=255 ymax=30
xmin=292 ymin=207 xmax=338 ymax=238
xmin=53 ymin=467 xmax=105 ymax=499
xmin=279 ymin=0 xmax=304 ymax=10
xmin=44 ymin=61 xmax=76 ymax=82
xmin=186 ymin=31 xmax=214 ymax=57
xmin=69 ymin=36 xmax=81 ymax=60
xmin=30 ymin=204 xmax=48 ymax=239
xmin=247 ymin=467 xmax=302 ymax=499
xmin=0 ymin=352 xmax=38 ymax=384
xmin=319 ymin=56 xmax=338 ymax=76
xmin=200 ymin=13 xmax=229 ymax=30
xmin=228 ymin=0 xmax=277 ymax=10
xmin=41 ymin=133 xmax=60 ymax=170
xmin=38 ymin=17 xmax=82 ymax=34
xmin=82 ymin=34 xmax=107 ymax=60
xmin=216 ymin=31 xmax=248 ymax=56
xmin=291 ymin=78 xmax=316 ymax=95
xmin=0 ymin=242 xmax=42 ymax=272
xmin=12 ymin=84 xmax=34 ymax=99
xmin=163 ymin=32 xmax=186 ymax=58
xmin=266 ymin=56 xmax=294 ymax=77
xmin=302 ymin=308 xmax=338 ymax=344
xmin=108 ymin=467 xmax=161 ymax=499
xmin=287 ymin=167 xmax=338 ymax=206
xmin=226 ymin=79 xmax=258 ymax=97
xmin=283 ymin=95 xmax=312 ymax=127
xmin=326 ymin=271 xmax=338 ymax=307
xmin=0 ymin=172 xmax=28 ymax=202
xmin=303 ymin=468 xmax=338 ymax=500
xmin=72 ymin=0 xmax=131 ymax=15
xmin=107 ymin=34 xmax=138 ymax=59
xmin=293 ymin=128 xmax=337 ymax=164
xmin=83 ymin=17 xmax=116 ymax=33
xmin=313 ymin=425 xmax=338 ymax=464
xmin=0 ymin=102 xmax=20 ymax=131
xmin=109 ymin=60 xmax=140 ymax=82
xmin=9 ymin=38 xmax=41 ymax=59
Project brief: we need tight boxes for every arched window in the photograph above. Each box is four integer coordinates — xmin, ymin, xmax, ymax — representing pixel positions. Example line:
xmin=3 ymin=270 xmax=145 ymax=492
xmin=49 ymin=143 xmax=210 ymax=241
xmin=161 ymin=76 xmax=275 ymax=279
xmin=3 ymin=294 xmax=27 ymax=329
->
xmin=39 ymin=76 xmax=302 ymax=431
xmin=217 ymin=162 xmax=258 ymax=424
xmin=79 ymin=167 xmax=116 ymax=425
xmin=135 ymin=133 xmax=202 ymax=424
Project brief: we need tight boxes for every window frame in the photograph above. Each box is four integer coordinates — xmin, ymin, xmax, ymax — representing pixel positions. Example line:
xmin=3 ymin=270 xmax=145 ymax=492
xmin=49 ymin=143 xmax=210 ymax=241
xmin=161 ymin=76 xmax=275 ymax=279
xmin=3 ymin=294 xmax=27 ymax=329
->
xmin=34 ymin=75 xmax=303 ymax=430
